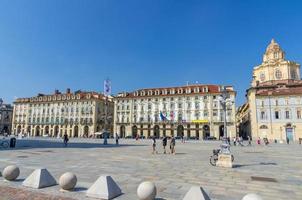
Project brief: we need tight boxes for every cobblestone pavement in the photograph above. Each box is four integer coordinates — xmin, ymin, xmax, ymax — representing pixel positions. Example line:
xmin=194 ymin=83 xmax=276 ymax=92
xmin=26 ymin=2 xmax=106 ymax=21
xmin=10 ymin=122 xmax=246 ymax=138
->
xmin=0 ymin=138 xmax=301 ymax=200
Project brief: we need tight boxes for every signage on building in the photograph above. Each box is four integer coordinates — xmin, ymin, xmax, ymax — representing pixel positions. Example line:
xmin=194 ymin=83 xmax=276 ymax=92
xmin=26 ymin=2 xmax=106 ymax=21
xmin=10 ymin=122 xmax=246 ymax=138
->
xmin=192 ymin=120 xmax=209 ymax=123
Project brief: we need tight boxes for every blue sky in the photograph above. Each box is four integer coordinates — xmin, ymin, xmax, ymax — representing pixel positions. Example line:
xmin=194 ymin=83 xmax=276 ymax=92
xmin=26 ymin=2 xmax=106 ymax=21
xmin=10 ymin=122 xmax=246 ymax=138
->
xmin=1 ymin=0 xmax=302 ymax=105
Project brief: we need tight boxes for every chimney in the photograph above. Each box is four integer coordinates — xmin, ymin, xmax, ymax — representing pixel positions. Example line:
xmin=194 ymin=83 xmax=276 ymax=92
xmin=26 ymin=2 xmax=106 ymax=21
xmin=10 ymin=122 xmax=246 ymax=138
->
xmin=66 ymin=88 xmax=71 ymax=94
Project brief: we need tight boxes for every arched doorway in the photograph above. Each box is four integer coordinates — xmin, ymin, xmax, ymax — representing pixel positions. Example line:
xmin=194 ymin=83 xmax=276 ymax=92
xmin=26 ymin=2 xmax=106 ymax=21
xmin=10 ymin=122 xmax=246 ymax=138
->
xmin=120 ymin=125 xmax=125 ymax=138
xmin=84 ymin=126 xmax=89 ymax=138
xmin=219 ymin=125 xmax=224 ymax=139
xmin=203 ymin=125 xmax=210 ymax=139
xmin=54 ymin=126 xmax=59 ymax=137
xmin=74 ymin=126 xmax=79 ymax=138
xmin=35 ymin=126 xmax=40 ymax=136
xmin=177 ymin=125 xmax=184 ymax=137
xmin=45 ymin=126 xmax=50 ymax=136
xmin=285 ymin=123 xmax=293 ymax=141
xmin=153 ymin=125 xmax=160 ymax=138
xmin=132 ymin=125 xmax=138 ymax=138
xmin=17 ymin=125 xmax=21 ymax=134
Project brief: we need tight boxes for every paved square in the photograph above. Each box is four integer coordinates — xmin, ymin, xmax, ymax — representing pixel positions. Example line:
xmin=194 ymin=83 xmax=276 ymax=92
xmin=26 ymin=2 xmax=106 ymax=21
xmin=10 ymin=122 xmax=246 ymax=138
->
xmin=0 ymin=138 xmax=301 ymax=200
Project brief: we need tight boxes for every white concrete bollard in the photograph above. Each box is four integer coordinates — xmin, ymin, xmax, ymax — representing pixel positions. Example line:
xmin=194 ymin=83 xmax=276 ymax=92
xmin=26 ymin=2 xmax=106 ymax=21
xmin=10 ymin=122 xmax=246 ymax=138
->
xmin=59 ymin=172 xmax=77 ymax=190
xmin=2 ymin=165 xmax=20 ymax=181
xmin=242 ymin=193 xmax=263 ymax=200
xmin=137 ymin=181 xmax=157 ymax=200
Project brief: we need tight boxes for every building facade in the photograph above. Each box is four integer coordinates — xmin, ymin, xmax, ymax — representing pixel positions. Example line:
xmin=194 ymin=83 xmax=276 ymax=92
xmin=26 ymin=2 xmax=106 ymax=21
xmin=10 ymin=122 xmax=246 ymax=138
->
xmin=0 ymin=99 xmax=13 ymax=135
xmin=240 ymin=39 xmax=302 ymax=141
xmin=12 ymin=89 xmax=114 ymax=138
xmin=114 ymin=84 xmax=236 ymax=139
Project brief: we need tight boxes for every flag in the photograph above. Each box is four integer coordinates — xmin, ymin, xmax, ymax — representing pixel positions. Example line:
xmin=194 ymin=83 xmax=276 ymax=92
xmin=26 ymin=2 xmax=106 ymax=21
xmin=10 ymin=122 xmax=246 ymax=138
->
xmin=160 ymin=112 xmax=167 ymax=121
xmin=104 ymin=78 xmax=111 ymax=96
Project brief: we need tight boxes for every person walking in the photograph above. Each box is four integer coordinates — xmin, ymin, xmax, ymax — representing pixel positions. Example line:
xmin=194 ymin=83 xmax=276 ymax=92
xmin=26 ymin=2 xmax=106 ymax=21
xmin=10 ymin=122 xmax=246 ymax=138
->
xmin=162 ymin=136 xmax=167 ymax=154
xmin=247 ymin=136 xmax=252 ymax=146
xmin=257 ymin=137 xmax=261 ymax=145
xmin=152 ymin=136 xmax=157 ymax=154
xmin=170 ymin=136 xmax=176 ymax=155
xmin=233 ymin=137 xmax=237 ymax=146
xmin=286 ymin=137 xmax=289 ymax=144
xmin=115 ymin=133 xmax=119 ymax=145
xmin=63 ymin=133 xmax=69 ymax=147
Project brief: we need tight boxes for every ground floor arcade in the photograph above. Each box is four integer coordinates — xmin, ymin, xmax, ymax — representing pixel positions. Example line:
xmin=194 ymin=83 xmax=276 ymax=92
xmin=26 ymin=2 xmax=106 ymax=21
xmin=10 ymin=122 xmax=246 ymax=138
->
xmin=114 ymin=122 xmax=236 ymax=139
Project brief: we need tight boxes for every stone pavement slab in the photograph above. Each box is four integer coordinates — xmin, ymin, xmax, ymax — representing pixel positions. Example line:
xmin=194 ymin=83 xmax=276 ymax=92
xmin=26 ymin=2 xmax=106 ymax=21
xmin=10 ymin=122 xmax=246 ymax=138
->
xmin=0 ymin=138 xmax=301 ymax=200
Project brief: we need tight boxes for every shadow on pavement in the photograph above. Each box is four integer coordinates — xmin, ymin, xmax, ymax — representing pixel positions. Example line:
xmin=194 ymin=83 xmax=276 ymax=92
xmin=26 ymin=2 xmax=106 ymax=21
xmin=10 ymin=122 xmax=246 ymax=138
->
xmin=1 ymin=139 xmax=147 ymax=151
xmin=233 ymin=162 xmax=277 ymax=168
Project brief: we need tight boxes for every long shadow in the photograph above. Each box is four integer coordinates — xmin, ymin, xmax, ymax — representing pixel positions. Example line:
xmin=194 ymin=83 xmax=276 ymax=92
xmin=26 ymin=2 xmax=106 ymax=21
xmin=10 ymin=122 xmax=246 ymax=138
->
xmin=0 ymin=139 xmax=148 ymax=151
xmin=233 ymin=162 xmax=277 ymax=168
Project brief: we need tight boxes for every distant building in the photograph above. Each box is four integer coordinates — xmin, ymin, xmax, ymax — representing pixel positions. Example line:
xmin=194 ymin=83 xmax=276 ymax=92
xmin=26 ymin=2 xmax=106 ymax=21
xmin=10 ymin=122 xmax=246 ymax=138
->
xmin=238 ymin=39 xmax=302 ymax=142
xmin=236 ymin=103 xmax=251 ymax=139
xmin=12 ymin=89 xmax=114 ymax=137
xmin=0 ymin=99 xmax=13 ymax=135
xmin=114 ymin=84 xmax=236 ymax=139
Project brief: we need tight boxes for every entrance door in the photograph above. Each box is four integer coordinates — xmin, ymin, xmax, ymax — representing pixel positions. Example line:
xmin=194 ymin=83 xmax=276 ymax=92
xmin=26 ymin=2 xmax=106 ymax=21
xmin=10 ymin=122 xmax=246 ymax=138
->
xmin=286 ymin=128 xmax=293 ymax=141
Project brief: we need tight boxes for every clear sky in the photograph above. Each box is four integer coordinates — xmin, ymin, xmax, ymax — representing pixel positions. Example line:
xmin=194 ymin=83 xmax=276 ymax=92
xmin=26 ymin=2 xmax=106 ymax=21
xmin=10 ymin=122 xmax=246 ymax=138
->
xmin=1 ymin=0 xmax=302 ymax=106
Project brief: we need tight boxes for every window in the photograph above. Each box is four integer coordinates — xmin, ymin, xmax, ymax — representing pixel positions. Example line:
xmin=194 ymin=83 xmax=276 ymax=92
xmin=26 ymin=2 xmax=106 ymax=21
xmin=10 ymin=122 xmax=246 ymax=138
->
xmin=297 ymin=110 xmax=301 ymax=119
xmin=275 ymin=100 xmax=278 ymax=106
xmin=285 ymin=111 xmax=290 ymax=119
xmin=260 ymin=73 xmax=265 ymax=81
xmin=260 ymin=111 xmax=265 ymax=120
xmin=275 ymin=70 xmax=282 ymax=80
xmin=213 ymin=111 xmax=217 ymax=116
xmin=261 ymin=100 xmax=264 ymax=107
xmin=178 ymin=103 xmax=182 ymax=109
xmin=275 ymin=111 xmax=279 ymax=119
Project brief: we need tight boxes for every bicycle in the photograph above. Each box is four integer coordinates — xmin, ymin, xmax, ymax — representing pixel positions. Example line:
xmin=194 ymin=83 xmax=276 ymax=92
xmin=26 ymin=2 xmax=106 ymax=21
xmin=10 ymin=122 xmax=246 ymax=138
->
xmin=210 ymin=149 xmax=234 ymax=166
xmin=0 ymin=139 xmax=9 ymax=149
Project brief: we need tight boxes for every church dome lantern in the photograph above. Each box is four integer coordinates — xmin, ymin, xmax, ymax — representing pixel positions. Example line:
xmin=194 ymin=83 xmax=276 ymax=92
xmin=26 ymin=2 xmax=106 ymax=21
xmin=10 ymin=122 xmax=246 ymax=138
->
xmin=263 ymin=39 xmax=285 ymax=63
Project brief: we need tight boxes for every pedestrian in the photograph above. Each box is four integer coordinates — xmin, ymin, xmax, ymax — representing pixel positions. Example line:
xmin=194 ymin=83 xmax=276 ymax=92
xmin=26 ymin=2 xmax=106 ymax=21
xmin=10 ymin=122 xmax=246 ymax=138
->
xmin=286 ymin=137 xmax=289 ymax=144
xmin=115 ymin=133 xmax=119 ymax=145
xmin=152 ymin=136 xmax=157 ymax=154
xmin=170 ymin=136 xmax=176 ymax=155
xmin=162 ymin=136 xmax=167 ymax=154
xmin=257 ymin=137 xmax=261 ymax=145
xmin=233 ymin=137 xmax=236 ymax=146
xmin=63 ymin=133 xmax=69 ymax=147
xmin=227 ymin=137 xmax=231 ymax=145
xmin=247 ymin=136 xmax=252 ymax=146
xmin=136 ymin=134 xmax=139 ymax=140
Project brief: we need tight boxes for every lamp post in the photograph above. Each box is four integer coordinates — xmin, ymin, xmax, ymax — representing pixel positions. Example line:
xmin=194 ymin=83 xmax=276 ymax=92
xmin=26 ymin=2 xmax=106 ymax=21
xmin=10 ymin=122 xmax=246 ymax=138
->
xmin=218 ymin=86 xmax=234 ymax=154
xmin=103 ymin=78 xmax=111 ymax=145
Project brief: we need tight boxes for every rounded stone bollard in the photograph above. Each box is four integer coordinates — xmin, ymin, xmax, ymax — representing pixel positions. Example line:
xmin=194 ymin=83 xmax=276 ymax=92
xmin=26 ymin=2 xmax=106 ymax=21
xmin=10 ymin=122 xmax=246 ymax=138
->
xmin=242 ymin=193 xmax=263 ymax=200
xmin=59 ymin=172 xmax=77 ymax=190
xmin=137 ymin=181 xmax=157 ymax=200
xmin=2 ymin=165 xmax=20 ymax=181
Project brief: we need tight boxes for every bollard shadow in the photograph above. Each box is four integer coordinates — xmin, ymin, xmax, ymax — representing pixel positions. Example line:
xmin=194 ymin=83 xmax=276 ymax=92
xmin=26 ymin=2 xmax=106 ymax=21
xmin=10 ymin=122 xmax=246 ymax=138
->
xmin=73 ymin=186 xmax=87 ymax=192
xmin=233 ymin=162 xmax=277 ymax=168
xmin=14 ymin=178 xmax=25 ymax=182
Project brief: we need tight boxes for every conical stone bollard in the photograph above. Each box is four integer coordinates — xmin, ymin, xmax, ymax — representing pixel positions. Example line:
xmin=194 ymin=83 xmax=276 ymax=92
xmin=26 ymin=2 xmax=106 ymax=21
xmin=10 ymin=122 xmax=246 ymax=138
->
xmin=86 ymin=175 xmax=122 ymax=199
xmin=183 ymin=186 xmax=211 ymax=200
xmin=23 ymin=168 xmax=57 ymax=189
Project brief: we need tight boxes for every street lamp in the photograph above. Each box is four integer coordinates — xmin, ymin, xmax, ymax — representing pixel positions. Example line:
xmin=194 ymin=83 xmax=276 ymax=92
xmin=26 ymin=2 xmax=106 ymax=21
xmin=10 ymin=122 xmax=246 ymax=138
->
xmin=218 ymin=86 xmax=234 ymax=154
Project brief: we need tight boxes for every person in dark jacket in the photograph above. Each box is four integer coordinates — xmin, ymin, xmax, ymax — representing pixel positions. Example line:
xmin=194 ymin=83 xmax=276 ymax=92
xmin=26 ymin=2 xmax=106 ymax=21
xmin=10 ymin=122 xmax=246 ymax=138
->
xmin=63 ymin=133 xmax=69 ymax=147
xmin=162 ymin=136 xmax=167 ymax=154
